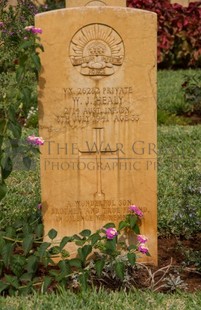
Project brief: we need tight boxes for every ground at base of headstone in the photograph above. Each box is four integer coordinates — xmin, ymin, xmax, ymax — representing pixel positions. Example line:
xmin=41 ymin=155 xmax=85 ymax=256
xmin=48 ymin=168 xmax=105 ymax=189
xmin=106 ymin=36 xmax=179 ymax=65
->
xmin=87 ymin=235 xmax=201 ymax=293
xmin=34 ymin=235 xmax=201 ymax=293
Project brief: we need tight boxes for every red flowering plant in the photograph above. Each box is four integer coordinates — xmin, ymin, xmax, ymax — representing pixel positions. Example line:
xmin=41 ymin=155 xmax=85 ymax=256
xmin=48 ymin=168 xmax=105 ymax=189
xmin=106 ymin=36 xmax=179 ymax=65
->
xmin=127 ymin=0 xmax=201 ymax=68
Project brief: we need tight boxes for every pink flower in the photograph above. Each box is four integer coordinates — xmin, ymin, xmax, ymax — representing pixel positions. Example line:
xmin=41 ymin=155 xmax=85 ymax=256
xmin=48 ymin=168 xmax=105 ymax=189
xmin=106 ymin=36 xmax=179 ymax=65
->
xmin=37 ymin=203 xmax=42 ymax=210
xmin=32 ymin=27 xmax=42 ymax=34
xmin=27 ymin=135 xmax=44 ymax=146
xmin=129 ymin=205 xmax=143 ymax=218
xmin=105 ymin=227 xmax=118 ymax=240
xmin=25 ymin=26 xmax=42 ymax=34
xmin=138 ymin=244 xmax=149 ymax=254
xmin=137 ymin=235 xmax=148 ymax=244
xmin=0 ymin=22 xmax=4 ymax=27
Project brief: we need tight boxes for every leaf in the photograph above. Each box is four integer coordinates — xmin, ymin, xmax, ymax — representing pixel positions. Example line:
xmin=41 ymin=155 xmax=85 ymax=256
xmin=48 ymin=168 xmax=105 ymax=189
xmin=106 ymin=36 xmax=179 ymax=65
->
xmin=105 ymin=238 xmax=116 ymax=253
xmin=90 ymin=233 xmax=101 ymax=246
xmin=23 ymin=223 xmax=32 ymax=235
xmin=35 ymin=223 xmax=44 ymax=239
xmin=31 ymin=54 xmax=41 ymax=71
xmin=8 ymin=121 xmax=21 ymax=139
xmin=5 ymin=275 xmax=19 ymax=289
xmin=48 ymin=245 xmax=60 ymax=255
xmin=38 ymin=242 xmax=51 ymax=259
xmin=79 ymin=271 xmax=89 ymax=291
xmin=2 ymin=243 xmax=14 ymax=268
xmin=133 ymin=225 xmax=140 ymax=234
xmin=72 ymin=234 xmax=82 ymax=240
xmin=118 ymin=220 xmax=129 ymax=231
xmin=69 ymin=258 xmax=82 ymax=269
xmin=26 ymin=255 xmax=39 ymax=274
xmin=95 ymin=259 xmax=105 ymax=277
xmin=41 ymin=276 xmax=52 ymax=293
xmin=20 ymin=273 xmax=33 ymax=283
xmin=48 ymin=228 xmax=57 ymax=240
xmin=16 ymin=66 xmax=24 ymax=82
xmin=11 ymin=255 xmax=26 ymax=277
xmin=0 ymin=182 xmax=7 ymax=200
xmin=1 ymin=156 xmax=12 ymax=179
xmin=5 ymin=226 xmax=16 ymax=238
xmin=103 ymin=222 xmax=115 ymax=229
xmin=22 ymin=234 xmax=34 ymax=256
xmin=60 ymin=236 xmax=72 ymax=250
xmin=19 ymin=40 xmax=33 ymax=50
xmin=127 ymin=252 xmax=136 ymax=266
xmin=0 ymin=281 xmax=9 ymax=294
xmin=114 ymin=261 xmax=125 ymax=281
xmin=0 ymin=235 xmax=5 ymax=253
xmin=0 ymin=119 xmax=6 ymax=135
xmin=78 ymin=245 xmax=92 ymax=263
xmin=23 ymin=156 xmax=32 ymax=170
xmin=129 ymin=215 xmax=137 ymax=229
xmin=57 ymin=260 xmax=71 ymax=281
xmin=79 ymin=229 xmax=91 ymax=237
xmin=75 ymin=240 xmax=85 ymax=246
xmin=21 ymin=87 xmax=31 ymax=107
xmin=128 ymin=244 xmax=137 ymax=251
xmin=0 ymin=261 xmax=3 ymax=277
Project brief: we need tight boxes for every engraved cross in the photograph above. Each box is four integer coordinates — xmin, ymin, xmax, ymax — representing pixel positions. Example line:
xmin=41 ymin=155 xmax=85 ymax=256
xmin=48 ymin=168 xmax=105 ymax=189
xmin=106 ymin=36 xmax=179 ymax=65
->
xmin=79 ymin=127 xmax=118 ymax=200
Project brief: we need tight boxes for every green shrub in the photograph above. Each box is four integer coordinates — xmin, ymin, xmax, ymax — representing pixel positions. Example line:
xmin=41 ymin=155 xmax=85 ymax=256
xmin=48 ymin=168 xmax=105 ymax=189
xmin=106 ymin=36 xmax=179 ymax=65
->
xmin=0 ymin=205 xmax=149 ymax=295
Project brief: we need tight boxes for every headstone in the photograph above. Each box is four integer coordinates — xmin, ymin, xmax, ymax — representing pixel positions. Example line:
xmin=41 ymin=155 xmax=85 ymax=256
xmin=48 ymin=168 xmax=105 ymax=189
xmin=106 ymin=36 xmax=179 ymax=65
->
xmin=170 ymin=0 xmax=190 ymax=6
xmin=35 ymin=1 xmax=157 ymax=265
xmin=66 ymin=0 xmax=126 ymax=7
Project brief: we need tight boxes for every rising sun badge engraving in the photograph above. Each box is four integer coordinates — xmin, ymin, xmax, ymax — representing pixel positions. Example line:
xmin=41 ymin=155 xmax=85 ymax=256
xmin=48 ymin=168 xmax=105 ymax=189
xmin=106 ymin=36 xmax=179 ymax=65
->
xmin=69 ymin=24 xmax=124 ymax=79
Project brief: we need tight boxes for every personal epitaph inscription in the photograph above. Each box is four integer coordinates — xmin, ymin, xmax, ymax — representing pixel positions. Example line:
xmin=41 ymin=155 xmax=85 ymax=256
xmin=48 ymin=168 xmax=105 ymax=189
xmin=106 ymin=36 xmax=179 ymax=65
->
xmin=36 ymin=3 xmax=157 ymax=264
xmin=69 ymin=24 xmax=124 ymax=78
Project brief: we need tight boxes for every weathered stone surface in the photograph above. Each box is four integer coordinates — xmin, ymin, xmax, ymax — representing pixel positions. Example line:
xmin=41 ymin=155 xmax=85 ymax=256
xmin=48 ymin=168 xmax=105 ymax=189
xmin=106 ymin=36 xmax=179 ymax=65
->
xmin=35 ymin=6 xmax=157 ymax=265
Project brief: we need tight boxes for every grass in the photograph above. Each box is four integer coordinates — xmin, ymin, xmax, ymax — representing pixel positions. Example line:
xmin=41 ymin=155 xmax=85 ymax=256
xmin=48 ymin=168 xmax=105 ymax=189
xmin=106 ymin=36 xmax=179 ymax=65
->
xmin=0 ymin=289 xmax=201 ymax=309
xmin=157 ymin=69 xmax=201 ymax=124
xmin=157 ymin=69 xmax=200 ymax=114
xmin=158 ymin=125 xmax=201 ymax=235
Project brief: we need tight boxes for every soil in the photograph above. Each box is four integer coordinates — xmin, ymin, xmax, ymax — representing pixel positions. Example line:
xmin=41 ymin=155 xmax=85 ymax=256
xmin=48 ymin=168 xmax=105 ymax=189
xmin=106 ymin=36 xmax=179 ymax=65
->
xmin=155 ymin=234 xmax=201 ymax=292
xmin=181 ymin=112 xmax=201 ymax=125
xmin=90 ymin=234 xmax=201 ymax=293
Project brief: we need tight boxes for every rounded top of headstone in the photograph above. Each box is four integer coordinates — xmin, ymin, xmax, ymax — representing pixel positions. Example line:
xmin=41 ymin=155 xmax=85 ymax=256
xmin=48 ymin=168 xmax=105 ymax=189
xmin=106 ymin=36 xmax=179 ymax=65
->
xmin=66 ymin=0 xmax=126 ymax=7
xmin=86 ymin=1 xmax=106 ymax=6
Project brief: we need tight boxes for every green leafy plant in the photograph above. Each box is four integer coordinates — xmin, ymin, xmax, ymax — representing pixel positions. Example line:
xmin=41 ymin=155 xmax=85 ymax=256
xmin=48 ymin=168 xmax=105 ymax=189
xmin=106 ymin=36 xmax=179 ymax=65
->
xmin=0 ymin=2 xmax=43 ymax=200
xmin=0 ymin=205 xmax=150 ymax=295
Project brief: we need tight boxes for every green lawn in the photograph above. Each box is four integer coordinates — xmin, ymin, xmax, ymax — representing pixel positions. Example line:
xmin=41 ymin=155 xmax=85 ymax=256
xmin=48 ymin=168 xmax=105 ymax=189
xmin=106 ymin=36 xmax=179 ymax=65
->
xmin=1 ymin=289 xmax=201 ymax=310
xmin=158 ymin=69 xmax=200 ymax=114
